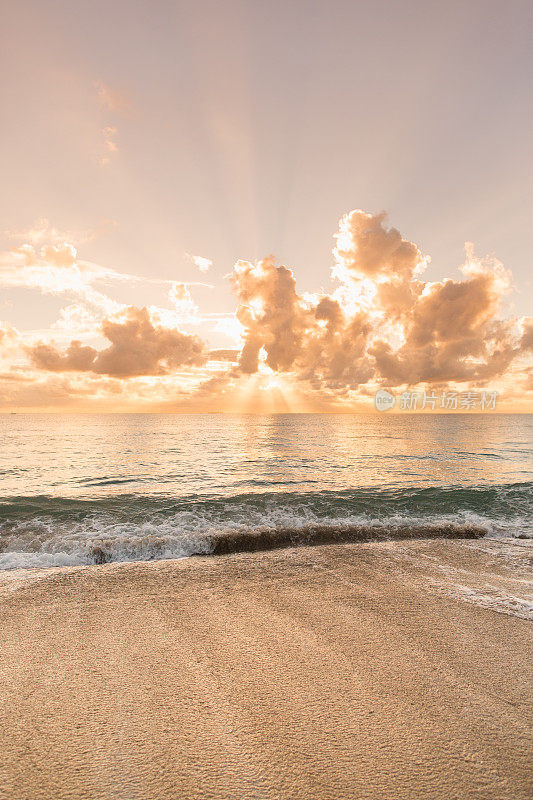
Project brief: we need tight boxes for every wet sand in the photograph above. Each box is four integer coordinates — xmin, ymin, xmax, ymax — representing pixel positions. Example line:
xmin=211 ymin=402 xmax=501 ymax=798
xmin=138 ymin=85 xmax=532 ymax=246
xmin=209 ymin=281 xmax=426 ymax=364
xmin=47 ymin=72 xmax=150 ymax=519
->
xmin=1 ymin=539 xmax=532 ymax=800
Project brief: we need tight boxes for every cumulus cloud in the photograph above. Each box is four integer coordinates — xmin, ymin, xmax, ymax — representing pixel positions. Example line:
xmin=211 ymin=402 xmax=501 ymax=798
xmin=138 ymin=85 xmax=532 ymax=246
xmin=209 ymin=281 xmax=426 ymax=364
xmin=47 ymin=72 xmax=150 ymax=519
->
xmin=369 ymin=247 xmax=520 ymax=385
xmin=30 ymin=340 xmax=98 ymax=372
xmin=231 ymin=256 xmax=306 ymax=374
xmin=29 ymin=306 xmax=207 ymax=378
xmin=333 ymin=209 xmax=428 ymax=281
xmin=230 ymin=211 xmax=531 ymax=393
xmin=4 ymin=208 xmax=531 ymax=410
xmin=230 ymin=258 xmax=374 ymax=390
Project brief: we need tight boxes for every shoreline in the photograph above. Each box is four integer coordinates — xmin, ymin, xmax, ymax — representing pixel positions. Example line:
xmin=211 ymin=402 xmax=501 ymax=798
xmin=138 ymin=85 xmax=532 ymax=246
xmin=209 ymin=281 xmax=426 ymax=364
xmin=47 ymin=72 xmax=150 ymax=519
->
xmin=1 ymin=539 xmax=532 ymax=799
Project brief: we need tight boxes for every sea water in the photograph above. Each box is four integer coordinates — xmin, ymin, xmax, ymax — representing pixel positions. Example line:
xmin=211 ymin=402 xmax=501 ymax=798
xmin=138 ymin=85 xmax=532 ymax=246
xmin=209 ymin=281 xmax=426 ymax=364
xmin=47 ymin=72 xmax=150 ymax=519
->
xmin=0 ymin=413 xmax=531 ymax=569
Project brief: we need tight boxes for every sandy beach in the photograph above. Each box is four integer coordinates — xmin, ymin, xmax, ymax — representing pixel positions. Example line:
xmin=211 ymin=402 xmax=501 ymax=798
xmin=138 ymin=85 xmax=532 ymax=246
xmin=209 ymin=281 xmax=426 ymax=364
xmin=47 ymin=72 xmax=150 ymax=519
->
xmin=1 ymin=539 xmax=531 ymax=800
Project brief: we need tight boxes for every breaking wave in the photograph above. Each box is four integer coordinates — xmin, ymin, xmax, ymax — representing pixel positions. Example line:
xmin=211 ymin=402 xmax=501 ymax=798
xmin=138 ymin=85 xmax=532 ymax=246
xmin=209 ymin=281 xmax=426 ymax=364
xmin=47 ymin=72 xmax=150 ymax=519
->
xmin=0 ymin=482 xmax=530 ymax=569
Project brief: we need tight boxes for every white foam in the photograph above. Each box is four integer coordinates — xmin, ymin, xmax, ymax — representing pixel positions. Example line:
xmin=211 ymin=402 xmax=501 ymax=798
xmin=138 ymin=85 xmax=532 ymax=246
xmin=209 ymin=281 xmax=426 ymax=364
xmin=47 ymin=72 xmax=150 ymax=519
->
xmin=0 ymin=497 xmax=529 ymax=570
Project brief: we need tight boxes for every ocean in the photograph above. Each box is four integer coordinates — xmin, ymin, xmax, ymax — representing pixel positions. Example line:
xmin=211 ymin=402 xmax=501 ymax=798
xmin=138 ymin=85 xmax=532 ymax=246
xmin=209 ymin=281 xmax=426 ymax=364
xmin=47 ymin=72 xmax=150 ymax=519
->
xmin=0 ymin=413 xmax=531 ymax=570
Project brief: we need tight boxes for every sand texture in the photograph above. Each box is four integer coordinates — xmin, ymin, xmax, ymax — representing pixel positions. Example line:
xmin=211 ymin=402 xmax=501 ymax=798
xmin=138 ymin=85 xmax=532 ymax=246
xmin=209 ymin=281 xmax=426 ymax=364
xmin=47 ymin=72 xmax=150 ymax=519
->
xmin=1 ymin=539 xmax=532 ymax=800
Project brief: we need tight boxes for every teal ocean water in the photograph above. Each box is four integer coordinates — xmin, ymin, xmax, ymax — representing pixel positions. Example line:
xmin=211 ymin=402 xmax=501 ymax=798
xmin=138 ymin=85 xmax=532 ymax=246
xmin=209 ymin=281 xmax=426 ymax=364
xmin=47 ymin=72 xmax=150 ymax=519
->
xmin=0 ymin=414 xmax=531 ymax=568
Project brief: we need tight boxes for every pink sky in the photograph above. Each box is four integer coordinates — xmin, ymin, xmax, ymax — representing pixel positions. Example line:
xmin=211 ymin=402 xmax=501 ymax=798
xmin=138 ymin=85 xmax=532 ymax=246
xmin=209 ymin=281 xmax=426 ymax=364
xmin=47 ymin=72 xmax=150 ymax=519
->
xmin=0 ymin=0 xmax=531 ymax=411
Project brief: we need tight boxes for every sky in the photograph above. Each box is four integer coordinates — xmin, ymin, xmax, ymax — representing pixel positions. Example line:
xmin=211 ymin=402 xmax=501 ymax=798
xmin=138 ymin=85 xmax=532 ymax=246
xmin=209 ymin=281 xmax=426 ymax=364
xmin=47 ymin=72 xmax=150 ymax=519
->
xmin=0 ymin=0 xmax=531 ymax=412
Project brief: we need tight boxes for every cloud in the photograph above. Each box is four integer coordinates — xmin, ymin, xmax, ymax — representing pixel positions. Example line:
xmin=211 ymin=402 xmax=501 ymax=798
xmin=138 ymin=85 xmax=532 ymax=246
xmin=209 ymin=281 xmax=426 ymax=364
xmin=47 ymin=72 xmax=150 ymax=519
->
xmin=94 ymin=81 xmax=133 ymax=116
xmin=97 ymin=126 xmax=119 ymax=166
xmin=0 ymin=323 xmax=20 ymax=365
xmin=40 ymin=243 xmax=77 ymax=267
xmin=0 ymin=230 xmax=217 ymax=349
xmin=521 ymin=318 xmax=533 ymax=352
xmin=187 ymin=253 xmax=212 ymax=273
xmin=230 ymin=211 xmax=531 ymax=393
xmin=230 ymin=257 xmax=374 ymax=390
xmin=2 ymin=209 xmax=532 ymax=410
xmin=208 ymin=349 xmax=240 ymax=362
xmin=30 ymin=340 xmax=98 ymax=372
xmin=51 ymin=304 xmax=102 ymax=334
xmin=0 ymin=322 xmax=18 ymax=344
xmin=333 ymin=209 xmax=428 ymax=281
xmin=0 ymin=242 xmax=121 ymax=316
xmin=369 ymin=247 xmax=520 ymax=385
xmin=231 ymin=256 xmax=307 ymax=374
xmin=169 ymin=282 xmax=199 ymax=320
xmin=2 ymin=218 xmax=117 ymax=247
xmin=29 ymin=306 xmax=207 ymax=378
xmin=0 ymin=374 xmax=86 ymax=409
xmin=93 ymin=81 xmax=133 ymax=166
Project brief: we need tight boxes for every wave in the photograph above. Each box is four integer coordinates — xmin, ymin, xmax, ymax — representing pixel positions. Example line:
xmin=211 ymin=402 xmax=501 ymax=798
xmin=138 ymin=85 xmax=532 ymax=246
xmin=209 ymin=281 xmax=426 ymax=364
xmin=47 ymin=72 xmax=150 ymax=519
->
xmin=0 ymin=482 xmax=530 ymax=569
xmin=204 ymin=521 xmax=486 ymax=557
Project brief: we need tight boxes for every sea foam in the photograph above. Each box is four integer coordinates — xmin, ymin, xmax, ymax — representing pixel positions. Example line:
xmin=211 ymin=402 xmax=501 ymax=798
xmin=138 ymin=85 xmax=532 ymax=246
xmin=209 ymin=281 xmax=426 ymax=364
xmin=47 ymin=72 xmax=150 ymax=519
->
xmin=0 ymin=483 xmax=530 ymax=569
